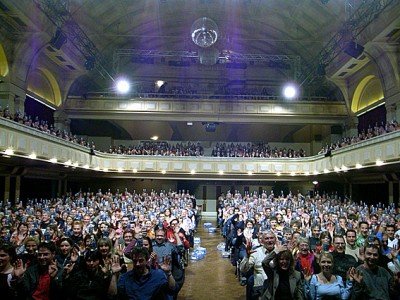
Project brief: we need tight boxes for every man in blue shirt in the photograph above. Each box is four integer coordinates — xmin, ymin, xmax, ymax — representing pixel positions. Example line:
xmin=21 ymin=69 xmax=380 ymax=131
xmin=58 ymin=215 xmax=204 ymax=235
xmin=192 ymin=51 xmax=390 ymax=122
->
xmin=110 ymin=247 xmax=175 ymax=299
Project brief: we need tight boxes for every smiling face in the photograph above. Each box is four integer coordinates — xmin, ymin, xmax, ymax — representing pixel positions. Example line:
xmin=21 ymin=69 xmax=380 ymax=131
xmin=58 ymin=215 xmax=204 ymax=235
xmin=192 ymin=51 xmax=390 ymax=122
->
xmin=59 ymin=240 xmax=72 ymax=256
xmin=37 ymin=247 xmax=54 ymax=267
xmin=319 ymin=255 xmax=333 ymax=273
xmin=364 ymin=246 xmax=379 ymax=269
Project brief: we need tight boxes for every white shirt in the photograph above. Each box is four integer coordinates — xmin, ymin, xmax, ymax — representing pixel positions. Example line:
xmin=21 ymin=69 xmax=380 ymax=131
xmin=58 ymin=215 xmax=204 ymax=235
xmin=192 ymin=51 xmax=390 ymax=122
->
xmin=240 ymin=246 xmax=269 ymax=287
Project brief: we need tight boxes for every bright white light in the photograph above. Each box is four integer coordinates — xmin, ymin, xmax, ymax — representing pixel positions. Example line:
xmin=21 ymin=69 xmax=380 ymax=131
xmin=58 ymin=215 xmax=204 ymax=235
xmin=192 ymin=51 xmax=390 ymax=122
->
xmin=218 ymin=170 xmax=224 ymax=175
xmin=150 ymin=136 xmax=158 ymax=141
xmin=312 ymin=181 xmax=318 ymax=185
xmin=283 ymin=84 xmax=298 ymax=99
xmin=94 ymin=166 xmax=100 ymax=171
xmin=324 ymin=168 xmax=330 ymax=174
xmin=161 ymin=170 xmax=166 ymax=174
xmin=313 ymin=170 xmax=319 ymax=175
xmin=118 ymin=168 xmax=123 ymax=173
xmin=156 ymin=80 xmax=165 ymax=88
xmin=115 ymin=79 xmax=130 ymax=94
xmin=5 ymin=148 xmax=14 ymax=155
xmin=65 ymin=160 xmax=72 ymax=166
xmin=28 ymin=153 xmax=37 ymax=159
xmin=304 ymin=172 xmax=310 ymax=176
xmin=132 ymin=169 xmax=138 ymax=173
xmin=248 ymin=171 xmax=253 ymax=175
xmin=191 ymin=170 xmax=196 ymax=174
xmin=276 ymin=172 xmax=281 ymax=176
xmin=103 ymin=168 xmax=108 ymax=172
xmin=290 ymin=172 xmax=296 ymax=176
xmin=49 ymin=158 xmax=57 ymax=163
xmin=356 ymin=163 xmax=363 ymax=169
xmin=341 ymin=165 xmax=348 ymax=171
xmin=334 ymin=166 xmax=340 ymax=172
xmin=83 ymin=164 xmax=89 ymax=169
xmin=376 ymin=160 xmax=384 ymax=166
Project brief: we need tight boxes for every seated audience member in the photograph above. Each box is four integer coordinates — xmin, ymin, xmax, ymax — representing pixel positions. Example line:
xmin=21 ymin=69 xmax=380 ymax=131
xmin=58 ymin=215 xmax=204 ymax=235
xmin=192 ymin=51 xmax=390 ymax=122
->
xmin=350 ymin=243 xmax=400 ymax=299
xmin=0 ymin=244 xmax=17 ymax=299
xmin=345 ymin=229 xmax=360 ymax=262
xmin=109 ymin=247 xmax=176 ymax=299
xmin=240 ymin=230 xmax=276 ymax=300
xmin=295 ymin=237 xmax=319 ymax=275
xmin=304 ymin=252 xmax=353 ymax=300
xmin=331 ymin=235 xmax=357 ymax=280
xmin=152 ymin=227 xmax=185 ymax=295
xmin=63 ymin=250 xmax=113 ymax=300
xmin=262 ymin=245 xmax=305 ymax=300
xmin=11 ymin=242 xmax=64 ymax=299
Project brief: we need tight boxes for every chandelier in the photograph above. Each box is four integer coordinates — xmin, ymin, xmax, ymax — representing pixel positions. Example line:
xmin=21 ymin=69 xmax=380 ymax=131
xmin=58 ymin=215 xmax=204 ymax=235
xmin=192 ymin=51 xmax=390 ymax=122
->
xmin=191 ymin=17 xmax=219 ymax=48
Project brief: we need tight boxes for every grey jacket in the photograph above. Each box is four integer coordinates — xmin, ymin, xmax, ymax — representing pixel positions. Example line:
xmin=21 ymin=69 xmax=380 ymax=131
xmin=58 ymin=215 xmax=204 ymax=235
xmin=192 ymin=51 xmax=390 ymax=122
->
xmin=261 ymin=251 xmax=305 ymax=300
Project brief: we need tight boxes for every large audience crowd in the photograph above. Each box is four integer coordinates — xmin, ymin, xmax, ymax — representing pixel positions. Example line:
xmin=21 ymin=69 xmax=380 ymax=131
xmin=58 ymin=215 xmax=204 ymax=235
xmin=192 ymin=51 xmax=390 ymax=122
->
xmin=218 ymin=190 xmax=400 ymax=299
xmin=0 ymin=187 xmax=399 ymax=299
xmin=0 ymin=189 xmax=199 ymax=299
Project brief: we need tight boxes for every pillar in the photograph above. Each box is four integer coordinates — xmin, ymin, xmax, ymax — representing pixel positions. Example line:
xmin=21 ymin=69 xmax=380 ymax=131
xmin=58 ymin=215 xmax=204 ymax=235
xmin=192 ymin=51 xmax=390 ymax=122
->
xmin=4 ymin=175 xmax=10 ymax=202
xmin=53 ymin=110 xmax=71 ymax=132
xmin=388 ymin=181 xmax=393 ymax=205
xmin=15 ymin=175 xmax=21 ymax=202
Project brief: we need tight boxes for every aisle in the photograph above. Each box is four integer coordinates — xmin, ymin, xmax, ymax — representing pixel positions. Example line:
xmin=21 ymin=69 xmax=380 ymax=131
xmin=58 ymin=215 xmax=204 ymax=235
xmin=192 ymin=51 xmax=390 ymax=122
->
xmin=177 ymin=219 xmax=246 ymax=300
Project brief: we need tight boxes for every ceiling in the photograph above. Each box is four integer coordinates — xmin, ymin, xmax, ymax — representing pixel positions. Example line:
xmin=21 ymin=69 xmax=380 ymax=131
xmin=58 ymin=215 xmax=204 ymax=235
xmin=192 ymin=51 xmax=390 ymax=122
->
xmin=1 ymin=0 xmax=398 ymax=143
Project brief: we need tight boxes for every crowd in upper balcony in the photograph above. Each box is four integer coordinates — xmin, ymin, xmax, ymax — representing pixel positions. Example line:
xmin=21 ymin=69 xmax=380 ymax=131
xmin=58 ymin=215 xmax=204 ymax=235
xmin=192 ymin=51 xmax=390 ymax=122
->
xmin=319 ymin=120 xmax=399 ymax=155
xmin=2 ymin=105 xmax=399 ymax=159
xmin=107 ymin=141 xmax=204 ymax=157
xmin=0 ymin=105 xmax=95 ymax=150
xmin=211 ymin=142 xmax=306 ymax=158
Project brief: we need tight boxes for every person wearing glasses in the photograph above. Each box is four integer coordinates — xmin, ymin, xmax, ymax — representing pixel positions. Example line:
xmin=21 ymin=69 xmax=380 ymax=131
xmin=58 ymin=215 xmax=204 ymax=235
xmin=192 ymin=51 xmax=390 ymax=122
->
xmin=331 ymin=235 xmax=357 ymax=280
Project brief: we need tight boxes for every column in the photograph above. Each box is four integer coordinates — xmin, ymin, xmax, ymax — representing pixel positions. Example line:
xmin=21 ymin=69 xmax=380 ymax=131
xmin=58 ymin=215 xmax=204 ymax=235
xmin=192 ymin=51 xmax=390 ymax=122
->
xmin=15 ymin=175 xmax=21 ymax=202
xmin=4 ymin=175 xmax=10 ymax=202
xmin=388 ymin=181 xmax=393 ymax=205
xmin=53 ymin=110 xmax=71 ymax=132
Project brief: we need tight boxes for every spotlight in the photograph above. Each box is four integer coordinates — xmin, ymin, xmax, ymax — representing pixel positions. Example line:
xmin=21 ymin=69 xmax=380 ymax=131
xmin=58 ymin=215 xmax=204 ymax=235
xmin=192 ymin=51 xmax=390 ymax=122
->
xmin=283 ymin=84 xmax=298 ymax=99
xmin=115 ymin=79 xmax=130 ymax=94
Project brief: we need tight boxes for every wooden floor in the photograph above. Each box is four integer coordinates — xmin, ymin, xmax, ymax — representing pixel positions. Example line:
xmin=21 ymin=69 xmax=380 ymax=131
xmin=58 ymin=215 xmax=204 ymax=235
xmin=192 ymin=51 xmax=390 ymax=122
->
xmin=177 ymin=219 xmax=246 ymax=300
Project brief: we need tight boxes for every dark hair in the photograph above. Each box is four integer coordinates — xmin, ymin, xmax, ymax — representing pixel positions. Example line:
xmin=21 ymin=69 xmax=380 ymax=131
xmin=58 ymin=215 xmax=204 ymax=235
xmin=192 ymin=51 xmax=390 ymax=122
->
xmin=38 ymin=241 xmax=56 ymax=253
xmin=274 ymin=250 xmax=295 ymax=273
xmin=85 ymin=250 xmax=102 ymax=262
xmin=131 ymin=247 xmax=150 ymax=260
xmin=346 ymin=229 xmax=356 ymax=237
xmin=0 ymin=243 xmax=17 ymax=262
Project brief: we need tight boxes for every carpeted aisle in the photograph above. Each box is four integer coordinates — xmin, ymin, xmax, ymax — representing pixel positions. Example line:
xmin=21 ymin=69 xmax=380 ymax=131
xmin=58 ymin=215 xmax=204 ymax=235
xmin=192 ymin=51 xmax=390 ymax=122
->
xmin=177 ymin=219 xmax=246 ymax=300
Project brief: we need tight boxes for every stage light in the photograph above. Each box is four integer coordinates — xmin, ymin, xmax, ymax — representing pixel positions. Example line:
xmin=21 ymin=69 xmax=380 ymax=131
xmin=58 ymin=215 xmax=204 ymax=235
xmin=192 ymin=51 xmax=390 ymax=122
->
xmin=115 ymin=79 xmax=130 ymax=94
xmin=283 ymin=84 xmax=298 ymax=99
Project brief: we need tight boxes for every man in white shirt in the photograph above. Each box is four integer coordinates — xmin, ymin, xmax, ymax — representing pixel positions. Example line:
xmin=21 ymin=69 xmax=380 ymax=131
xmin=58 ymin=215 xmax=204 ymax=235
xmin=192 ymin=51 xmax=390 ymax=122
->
xmin=240 ymin=230 xmax=276 ymax=300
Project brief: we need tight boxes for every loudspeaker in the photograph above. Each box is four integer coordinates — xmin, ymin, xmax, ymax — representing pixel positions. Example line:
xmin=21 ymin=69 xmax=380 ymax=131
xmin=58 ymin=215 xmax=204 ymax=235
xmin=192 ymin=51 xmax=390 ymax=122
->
xmin=343 ymin=41 xmax=364 ymax=58
xmin=50 ymin=28 xmax=67 ymax=50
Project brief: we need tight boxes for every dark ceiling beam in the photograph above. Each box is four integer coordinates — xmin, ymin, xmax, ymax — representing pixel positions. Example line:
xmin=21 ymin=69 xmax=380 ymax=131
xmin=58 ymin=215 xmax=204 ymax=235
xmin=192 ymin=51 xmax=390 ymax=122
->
xmin=301 ymin=0 xmax=396 ymax=85
xmin=34 ymin=0 xmax=114 ymax=81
